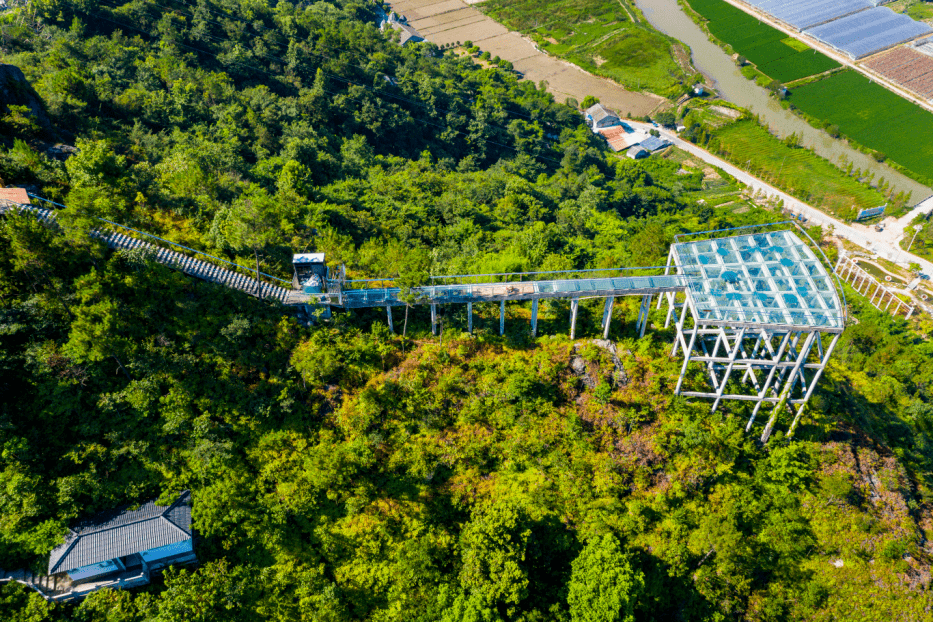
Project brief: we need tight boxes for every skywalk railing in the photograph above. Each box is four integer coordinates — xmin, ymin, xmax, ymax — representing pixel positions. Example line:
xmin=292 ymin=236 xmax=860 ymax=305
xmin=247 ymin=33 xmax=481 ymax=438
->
xmin=341 ymin=265 xmax=676 ymax=291
xmin=22 ymin=194 xmax=292 ymax=286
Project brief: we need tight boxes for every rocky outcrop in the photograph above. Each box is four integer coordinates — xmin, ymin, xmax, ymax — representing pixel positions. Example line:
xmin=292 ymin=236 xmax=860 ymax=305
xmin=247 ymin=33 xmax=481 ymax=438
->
xmin=0 ymin=63 xmax=53 ymax=133
xmin=569 ymin=339 xmax=630 ymax=389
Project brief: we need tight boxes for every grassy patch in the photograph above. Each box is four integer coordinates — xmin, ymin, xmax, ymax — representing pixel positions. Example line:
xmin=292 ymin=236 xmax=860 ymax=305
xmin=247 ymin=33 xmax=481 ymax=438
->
xmin=855 ymin=260 xmax=907 ymax=285
xmin=707 ymin=120 xmax=889 ymax=219
xmin=482 ymin=0 xmax=690 ymax=97
xmin=685 ymin=0 xmax=840 ymax=82
xmin=788 ymin=70 xmax=933 ymax=184
xmin=781 ymin=37 xmax=810 ymax=53
xmin=907 ymin=1 xmax=933 ymax=21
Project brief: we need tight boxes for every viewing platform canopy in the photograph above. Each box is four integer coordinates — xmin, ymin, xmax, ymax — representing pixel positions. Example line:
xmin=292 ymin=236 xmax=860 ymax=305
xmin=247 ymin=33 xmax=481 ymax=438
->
xmin=671 ymin=229 xmax=844 ymax=332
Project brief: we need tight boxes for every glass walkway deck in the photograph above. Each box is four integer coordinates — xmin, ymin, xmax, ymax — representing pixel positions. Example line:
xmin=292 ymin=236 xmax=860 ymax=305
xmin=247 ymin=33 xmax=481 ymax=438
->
xmin=335 ymin=274 xmax=689 ymax=308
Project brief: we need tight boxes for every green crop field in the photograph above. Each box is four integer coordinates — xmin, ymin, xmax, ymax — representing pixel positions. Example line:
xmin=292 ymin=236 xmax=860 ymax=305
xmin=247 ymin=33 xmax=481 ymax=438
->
xmin=789 ymin=70 xmax=933 ymax=183
xmin=685 ymin=0 xmax=839 ymax=83
xmin=708 ymin=120 xmax=890 ymax=219
xmin=482 ymin=0 xmax=689 ymax=97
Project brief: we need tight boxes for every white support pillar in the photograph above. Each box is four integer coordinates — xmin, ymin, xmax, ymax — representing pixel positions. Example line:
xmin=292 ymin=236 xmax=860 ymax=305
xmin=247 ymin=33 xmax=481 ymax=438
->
xmin=658 ymin=249 xmax=674 ymax=310
xmin=602 ymin=297 xmax=615 ymax=339
xmin=499 ymin=300 xmax=505 ymax=336
xmin=746 ymin=332 xmax=792 ymax=432
xmin=670 ymin=296 xmax=692 ymax=358
xmin=639 ymin=295 xmax=652 ymax=338
xmin=386 ymin=305 xmax=394 ymax=333
xmin=531 ymin=299 xmax=539 ymax=337
xmin=740 ymin=331 xmax=765 ymax=388
xmin=570 ymin=299 xmax=579 ymax=339
xmin=674 ymin=323 xmax=700 ymax=395
xmin=664 ymin=292 xmax=676 ymax=328
xmin=712 ymin=328 xmax=746 ymax=412
xmin=761 ymin=332 xmax=817 ymax=444
xmin=467 ymin=302 xmax=473 ymax=334
xmin=787 ymin=333 xmax=841 ymax=437
xmin=431 ymin=303 xmax=438 ymax=336
xmin=704 ymin=331 xmax=725 ymax=390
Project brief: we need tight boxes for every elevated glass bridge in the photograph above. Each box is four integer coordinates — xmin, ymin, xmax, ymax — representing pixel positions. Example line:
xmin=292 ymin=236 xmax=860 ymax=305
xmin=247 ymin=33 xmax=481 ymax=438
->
xmin=336 ymin=273 xmax=689 ymax=308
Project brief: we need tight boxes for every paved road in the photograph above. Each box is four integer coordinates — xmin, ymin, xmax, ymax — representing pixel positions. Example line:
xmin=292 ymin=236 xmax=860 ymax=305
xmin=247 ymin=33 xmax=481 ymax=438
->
xmin=626 ymin=121 xmax=933 ymax=279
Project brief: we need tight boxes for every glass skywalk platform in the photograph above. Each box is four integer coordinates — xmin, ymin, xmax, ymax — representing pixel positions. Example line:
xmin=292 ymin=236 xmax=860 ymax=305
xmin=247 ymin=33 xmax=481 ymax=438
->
xmin=337 ymin=274 xmax=689 ymax=309
xmin=671 ymin=229 xmax=844 ymax=332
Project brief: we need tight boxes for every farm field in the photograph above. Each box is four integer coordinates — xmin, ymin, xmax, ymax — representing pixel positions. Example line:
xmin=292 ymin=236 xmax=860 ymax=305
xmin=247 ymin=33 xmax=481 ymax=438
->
xmin=707 ymin=119 xmax=890 ymax=220
xmin=481 ymin=0 xmax=690 ymax=97
xmin=684 ymin=0 xmax=840 ymax=83
xmin=788 ymin=70 xmax=933 ymax=184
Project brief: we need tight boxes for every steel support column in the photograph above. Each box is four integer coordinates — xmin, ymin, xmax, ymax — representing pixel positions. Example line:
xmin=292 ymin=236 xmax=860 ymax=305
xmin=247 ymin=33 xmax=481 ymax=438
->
xmin=467 ymin=302 xmax=473 ymax=334
xmin=500 ymin=300 xmax=505 ymax=336
xmin=602 ymin=296 xmax=615 ymax=339
xmin=711 ymin=328 xmax=746 ymax=412
xmin=386 ymin=305 xmax=394 ymax=333
xmin=531 ymin=299 xmax=538 ymax=337
xmin=639 ymin=295 xmax=652 ymax=338
xmin=570 ymin=299 xmax=579 ymax=339
xmin=761 ymin=332 xmax=816 ymax=443
xmin=431 ymin=303 xmax=437 ymax=336
xmin=787 ymin=332 xmax=841 ymax=437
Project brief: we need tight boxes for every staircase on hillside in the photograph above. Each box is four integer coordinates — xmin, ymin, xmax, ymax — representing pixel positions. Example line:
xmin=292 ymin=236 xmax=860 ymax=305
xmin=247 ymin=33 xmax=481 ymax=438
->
xmin=0 ymin=199 xmax=310 ymax=308
xmin=0 ymin=567 xmax=74 ymax=600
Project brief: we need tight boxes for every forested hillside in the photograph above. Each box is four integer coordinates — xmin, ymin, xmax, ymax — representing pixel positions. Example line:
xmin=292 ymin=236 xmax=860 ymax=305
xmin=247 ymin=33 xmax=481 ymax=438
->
xmin=2 ymin=1 xmax=933 ymax=621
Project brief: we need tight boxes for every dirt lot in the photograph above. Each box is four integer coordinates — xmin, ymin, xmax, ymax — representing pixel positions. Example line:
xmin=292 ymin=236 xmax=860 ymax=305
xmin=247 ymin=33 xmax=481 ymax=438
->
xmin=387 ymin=0 xmax=664 ymax=117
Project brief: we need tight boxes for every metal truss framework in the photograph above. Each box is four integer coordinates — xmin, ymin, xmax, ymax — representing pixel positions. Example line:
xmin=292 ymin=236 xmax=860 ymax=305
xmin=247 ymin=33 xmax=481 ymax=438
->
xmin=661 ymin=288 xmax=841 ymax=443
xmin=834 ymin=255 xmax=915 ymax=318
xmin=659 ymin=225 xmax=846 ymax=443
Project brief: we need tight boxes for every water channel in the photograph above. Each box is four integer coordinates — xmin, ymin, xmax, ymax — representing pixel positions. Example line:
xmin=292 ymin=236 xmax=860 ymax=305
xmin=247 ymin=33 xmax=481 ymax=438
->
xmin=634 ymin=0 xmax=933 ymax=203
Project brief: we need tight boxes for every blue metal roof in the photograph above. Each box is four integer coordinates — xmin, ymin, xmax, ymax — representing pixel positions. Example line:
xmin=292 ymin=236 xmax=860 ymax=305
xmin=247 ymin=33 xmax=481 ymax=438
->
xmin=638 ymin=136 xmax=671 ymax=152
xmin=48 ymin=492 xmax=193 ymax=574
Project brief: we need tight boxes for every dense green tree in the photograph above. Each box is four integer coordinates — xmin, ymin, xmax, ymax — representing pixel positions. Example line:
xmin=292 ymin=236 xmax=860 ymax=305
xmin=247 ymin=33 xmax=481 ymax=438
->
xmin=567 ymin=535 xmax=644 ymax=622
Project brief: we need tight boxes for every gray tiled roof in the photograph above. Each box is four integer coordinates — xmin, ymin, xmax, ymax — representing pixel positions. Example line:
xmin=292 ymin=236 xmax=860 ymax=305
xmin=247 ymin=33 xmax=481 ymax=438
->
xmin=49 ymin=491 xmax=192 ymax=574
xmin=585 ymin=103 xmax=619 ymax=124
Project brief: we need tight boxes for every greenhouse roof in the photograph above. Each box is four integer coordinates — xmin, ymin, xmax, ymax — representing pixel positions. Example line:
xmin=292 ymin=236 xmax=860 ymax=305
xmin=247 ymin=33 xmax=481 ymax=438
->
xmin=806 ymin=7 xmax=933 ymax=59
xmin=750 ymin=0 xmax=871 ymax=31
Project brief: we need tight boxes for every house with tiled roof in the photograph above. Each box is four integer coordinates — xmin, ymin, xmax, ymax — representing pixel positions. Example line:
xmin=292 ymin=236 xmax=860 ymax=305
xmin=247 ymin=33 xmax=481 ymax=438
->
xmin=46 ymin=491 xmax=196 ymax=598
xmin=381 ymin=13 xmax=423 ymax=46
xmin=584 ymin=103 xmax=622 ymax=133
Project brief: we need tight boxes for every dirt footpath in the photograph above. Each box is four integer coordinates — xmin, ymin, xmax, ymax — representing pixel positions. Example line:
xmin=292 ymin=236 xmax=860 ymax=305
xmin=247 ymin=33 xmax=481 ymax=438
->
xmin=388 ymin=0 xmax=665 ymax=117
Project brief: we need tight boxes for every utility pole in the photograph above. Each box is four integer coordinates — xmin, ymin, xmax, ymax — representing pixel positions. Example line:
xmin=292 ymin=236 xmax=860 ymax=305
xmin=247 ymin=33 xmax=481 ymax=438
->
xmin=907 ymin=223 xmax=924 ymax=252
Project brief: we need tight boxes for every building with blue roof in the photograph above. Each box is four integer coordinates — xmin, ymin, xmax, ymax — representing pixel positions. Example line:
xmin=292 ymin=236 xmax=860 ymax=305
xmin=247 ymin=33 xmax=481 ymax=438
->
xmin=47 ymin=491 xmax=196 ymax=599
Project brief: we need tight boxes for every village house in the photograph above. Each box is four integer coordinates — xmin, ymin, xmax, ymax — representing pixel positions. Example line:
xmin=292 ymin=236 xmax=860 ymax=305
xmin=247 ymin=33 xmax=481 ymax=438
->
xmin=584 ymin=103 xmax=622 ymax=132
xmin=381 ymin=12 xmax=423 ymax=46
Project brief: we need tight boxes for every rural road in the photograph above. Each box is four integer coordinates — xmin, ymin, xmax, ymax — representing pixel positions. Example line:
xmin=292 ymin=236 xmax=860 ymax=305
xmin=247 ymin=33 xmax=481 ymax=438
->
xmin=626 ymin=121 xmax=933 ymax=278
